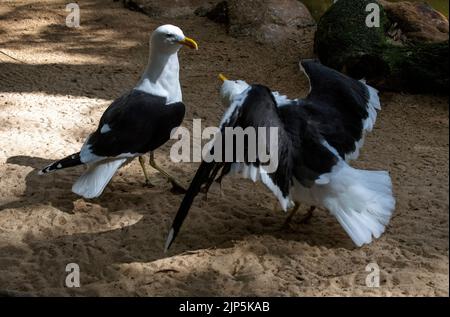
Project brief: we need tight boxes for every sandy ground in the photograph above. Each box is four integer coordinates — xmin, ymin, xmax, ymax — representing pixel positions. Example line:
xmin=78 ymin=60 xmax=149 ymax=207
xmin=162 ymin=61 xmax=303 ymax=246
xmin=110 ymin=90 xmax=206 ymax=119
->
xmin=0 ymin=0 xmax=448 ymax=297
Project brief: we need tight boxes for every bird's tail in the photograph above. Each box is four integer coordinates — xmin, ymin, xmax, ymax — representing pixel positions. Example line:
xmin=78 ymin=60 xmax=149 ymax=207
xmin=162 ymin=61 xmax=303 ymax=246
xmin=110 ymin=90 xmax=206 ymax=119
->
xmin=72 ymin=158 xmax=126 ymax=199
xmin=299 ymin=161 xmax=395 ymax=247
xmin=39 ymin=152 xmax=82 ymax=175
xmin=327 ymin=162 xmax=395 ymax=246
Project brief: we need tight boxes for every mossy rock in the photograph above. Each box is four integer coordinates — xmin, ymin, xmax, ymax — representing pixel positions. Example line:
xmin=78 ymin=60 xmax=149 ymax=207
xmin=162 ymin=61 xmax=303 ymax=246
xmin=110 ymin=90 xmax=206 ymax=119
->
xmin=314 ymin=0 xmax=449 ymax=94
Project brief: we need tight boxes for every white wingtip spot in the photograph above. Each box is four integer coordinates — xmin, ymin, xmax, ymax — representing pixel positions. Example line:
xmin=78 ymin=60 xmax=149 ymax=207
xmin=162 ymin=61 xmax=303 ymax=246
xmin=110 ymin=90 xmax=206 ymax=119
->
xmin=272 ymin=91 xmax=297 ymax=108
xmin=100 ymin=124 xmax=112 ymax=134
xmin=164 ymin=228 xmax=175 ymax=253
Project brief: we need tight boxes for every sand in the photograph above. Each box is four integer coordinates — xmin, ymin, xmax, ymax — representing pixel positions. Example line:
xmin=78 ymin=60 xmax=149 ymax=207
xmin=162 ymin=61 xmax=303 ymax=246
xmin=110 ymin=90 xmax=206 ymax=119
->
xmin=0 ymin=0 xmax=448 ymax=297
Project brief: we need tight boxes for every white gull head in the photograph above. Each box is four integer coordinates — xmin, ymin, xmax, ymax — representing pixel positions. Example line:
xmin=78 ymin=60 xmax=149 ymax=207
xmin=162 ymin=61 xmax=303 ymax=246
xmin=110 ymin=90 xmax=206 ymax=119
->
xmin=135 ymin=24 xmax=198 ymax=104
xmin=150 ymin=25 xmax=197 ymax=54
xmin=219 ymin=74 xmax=251 ymax=106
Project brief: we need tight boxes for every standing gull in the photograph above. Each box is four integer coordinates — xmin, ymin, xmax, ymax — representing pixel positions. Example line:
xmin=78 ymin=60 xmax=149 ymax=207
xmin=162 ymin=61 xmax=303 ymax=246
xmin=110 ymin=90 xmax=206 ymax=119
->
xmin=39 ymin=24 xmax=198 ymax=199
xmin=165 ymin=60 xmax=395 ymax=250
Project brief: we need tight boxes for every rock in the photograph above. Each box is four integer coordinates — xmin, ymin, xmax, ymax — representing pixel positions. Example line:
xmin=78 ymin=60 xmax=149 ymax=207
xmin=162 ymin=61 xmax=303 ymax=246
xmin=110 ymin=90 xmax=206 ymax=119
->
xmin=200 ymin=0 xmax=316 ymax=55
xmin=314 ymin=0 xmax=449 ymax=94
xmin=226 ymin=0 xmax=316 ymax=45
xmin=197 ymin=1 xmax=229 ymax=24
xmin=124 ymin=0 xmax=222 ymax=18
xmin=379 ymin=0 xmax=449 ymax=43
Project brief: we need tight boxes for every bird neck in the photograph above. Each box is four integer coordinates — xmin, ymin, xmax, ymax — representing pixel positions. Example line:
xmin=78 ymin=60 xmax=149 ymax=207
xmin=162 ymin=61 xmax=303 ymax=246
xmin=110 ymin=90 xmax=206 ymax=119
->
xmin=135 ymin=49 xmax=182 ymax=104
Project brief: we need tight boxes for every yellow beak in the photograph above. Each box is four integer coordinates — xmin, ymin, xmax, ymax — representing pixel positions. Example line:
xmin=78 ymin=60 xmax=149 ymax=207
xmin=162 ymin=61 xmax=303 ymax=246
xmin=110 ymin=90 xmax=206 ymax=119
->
xmin=179 ymin=37 xmax=199 ymax=50
xmin=218 ymin=73 xmax=228 ymax=82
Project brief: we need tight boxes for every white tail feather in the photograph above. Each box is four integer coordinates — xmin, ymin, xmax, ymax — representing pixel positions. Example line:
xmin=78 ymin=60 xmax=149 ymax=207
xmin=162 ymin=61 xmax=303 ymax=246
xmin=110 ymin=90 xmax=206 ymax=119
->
xmin=293 ymin=161 xmax=395 ymax=247
xmin=325 ymin=163 xmax=395 ymax=246
xmin=72 ymin=159 xmax=126 ymax=199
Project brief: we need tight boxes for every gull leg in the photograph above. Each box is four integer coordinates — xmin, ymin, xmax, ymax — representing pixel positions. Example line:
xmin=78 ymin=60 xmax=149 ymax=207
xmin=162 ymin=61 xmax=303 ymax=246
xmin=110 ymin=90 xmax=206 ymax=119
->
xmin=218 ymin=180 xmax=224 ymax=198
xmin=282 ymin=202 xmax=301 ymax=229
xmin=149 ymin=152 xmax=187 ymax=194
xmin=299 ymin=206 xmax=316 ymax=224
xmin=139 ymin=156 xmax=154 ymax=187
xmin=216 ymin=173 xmax=226 ymax=198
xmin=273 ymin=200 xmax=280 ymax=212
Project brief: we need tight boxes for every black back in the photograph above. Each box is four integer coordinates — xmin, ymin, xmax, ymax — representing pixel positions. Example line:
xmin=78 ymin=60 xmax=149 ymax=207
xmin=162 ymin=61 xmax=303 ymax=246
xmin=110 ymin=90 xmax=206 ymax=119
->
xmin=87 ymin=90 xmax=185 ymax=157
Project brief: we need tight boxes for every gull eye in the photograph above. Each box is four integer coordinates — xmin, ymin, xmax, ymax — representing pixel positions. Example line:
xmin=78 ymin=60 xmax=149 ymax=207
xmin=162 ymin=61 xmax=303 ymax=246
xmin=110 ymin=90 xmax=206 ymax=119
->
xmin=166 ymin=34 xmax=173 ymax=38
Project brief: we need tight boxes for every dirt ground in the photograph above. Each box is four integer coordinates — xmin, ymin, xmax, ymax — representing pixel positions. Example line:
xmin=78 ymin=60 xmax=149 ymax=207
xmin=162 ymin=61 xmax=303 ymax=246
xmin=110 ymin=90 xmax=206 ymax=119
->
xmin=0 ymin=0 xmax=448 ymax=297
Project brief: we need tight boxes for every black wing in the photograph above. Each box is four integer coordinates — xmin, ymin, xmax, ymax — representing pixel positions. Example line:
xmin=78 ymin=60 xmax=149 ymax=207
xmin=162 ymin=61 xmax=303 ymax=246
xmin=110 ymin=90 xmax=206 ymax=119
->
xmin=83 ymin=90 xmax=185 ymax=160
xmin=298 ymin=59 xmax=380 ymax=160
xmin=165 ymin=84 xmax=338 ymax=250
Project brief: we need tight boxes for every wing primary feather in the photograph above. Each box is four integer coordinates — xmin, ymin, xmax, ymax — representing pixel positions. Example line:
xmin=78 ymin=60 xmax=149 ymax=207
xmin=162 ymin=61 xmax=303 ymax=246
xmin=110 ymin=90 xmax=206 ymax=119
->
xmin=165 ymin=161 xmax=223 ymax=251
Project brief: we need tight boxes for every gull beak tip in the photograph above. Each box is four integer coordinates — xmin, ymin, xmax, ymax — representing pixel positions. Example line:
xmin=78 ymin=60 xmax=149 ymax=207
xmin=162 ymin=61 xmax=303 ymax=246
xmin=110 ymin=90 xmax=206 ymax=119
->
xmin=180 ymin=37 xmax=199 ymax=50
xmin=219 ymin=73 xmax=228 ymax=83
